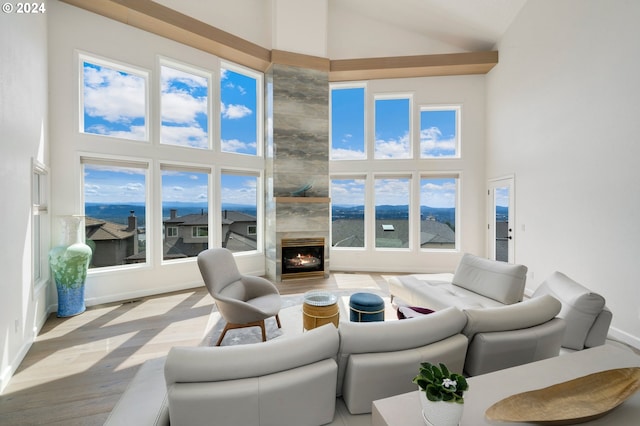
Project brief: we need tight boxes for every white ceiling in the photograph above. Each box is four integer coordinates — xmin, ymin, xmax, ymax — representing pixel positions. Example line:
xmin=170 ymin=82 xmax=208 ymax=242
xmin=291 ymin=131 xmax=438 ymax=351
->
xmin=338 ymin=0 xmax=528 ymax=51
xmin=154 ymin=0 xmax=527 ymax=53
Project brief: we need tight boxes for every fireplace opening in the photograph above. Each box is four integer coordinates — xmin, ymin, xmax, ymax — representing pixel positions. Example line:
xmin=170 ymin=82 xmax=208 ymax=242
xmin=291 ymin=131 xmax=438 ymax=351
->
xmin=281 ymin=238 xmax=325 ymax=280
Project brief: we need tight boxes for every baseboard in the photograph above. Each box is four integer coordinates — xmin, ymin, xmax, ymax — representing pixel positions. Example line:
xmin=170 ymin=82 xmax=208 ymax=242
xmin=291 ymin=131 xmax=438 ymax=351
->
xmin=608 ymin=327 xmax=640 ymax=351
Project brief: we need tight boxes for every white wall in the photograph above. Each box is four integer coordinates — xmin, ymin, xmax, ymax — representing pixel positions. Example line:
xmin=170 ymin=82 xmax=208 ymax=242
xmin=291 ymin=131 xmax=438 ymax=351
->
xmin=0 ymin=8 xmax=49 ymax=391
xmin=486 ymin=0 xmax=640 ymax=347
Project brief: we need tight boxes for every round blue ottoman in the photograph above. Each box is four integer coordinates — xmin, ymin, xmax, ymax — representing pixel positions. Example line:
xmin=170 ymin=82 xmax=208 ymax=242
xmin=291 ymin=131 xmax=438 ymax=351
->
xmin=349 ymin=292 xmax=385 ymax=322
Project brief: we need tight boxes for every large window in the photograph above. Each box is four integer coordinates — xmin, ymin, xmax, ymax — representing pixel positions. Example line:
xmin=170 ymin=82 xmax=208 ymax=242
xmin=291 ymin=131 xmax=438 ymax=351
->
xmin=331 ymin=178 xmax=365 ymax=248
xmin=161 ymin=166 xmax=210 ymax=261
xmin=220 ymin=64 xmax=260 ymax=155
xmin=331 ymin=86 xmax=365 ymax=160
xmin=330 ymin=84 xmax=461 ymax=253
xmin=83 ymin=159 xmax=148 ymax=268
xmin=160 ymin=60 xmax=210 ymax=149
xmin=78 ymin=52 xmax=264 ymax=274
xmin=221 ymin=172 xmax=259 ymax=253
xmin=80 ymin=55 xmax=148 ymax=141
xmin=420 ymin=177 xmax=458 ymax=249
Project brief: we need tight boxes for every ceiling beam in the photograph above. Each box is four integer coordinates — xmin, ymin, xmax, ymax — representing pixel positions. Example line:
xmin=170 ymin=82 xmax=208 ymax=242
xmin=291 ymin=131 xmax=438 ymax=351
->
xmin=329 ymin=51 xmax=498 ymax=81
xmin=60 ymin=0 xmax=498 ymax=79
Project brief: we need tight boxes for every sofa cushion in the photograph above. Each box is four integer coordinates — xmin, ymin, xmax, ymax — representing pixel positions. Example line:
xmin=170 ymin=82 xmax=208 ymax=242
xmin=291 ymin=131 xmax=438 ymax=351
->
xmin=165 ymin=323 xmax=339 ymax=384
xmin=532 ymin=271 xmax=606 ymax=350
xmin=462 ymin=294 xmax=561 ymax=340
xmin=336 ymin=306 xmax=467 ymax=395
xmin=452 ymin=253 xmax=528 ymax=305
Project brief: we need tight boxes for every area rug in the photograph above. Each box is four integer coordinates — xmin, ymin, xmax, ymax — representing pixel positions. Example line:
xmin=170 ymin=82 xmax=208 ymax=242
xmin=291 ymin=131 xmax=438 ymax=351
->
xmin=200 ymin=289 xmax=396 ymax=347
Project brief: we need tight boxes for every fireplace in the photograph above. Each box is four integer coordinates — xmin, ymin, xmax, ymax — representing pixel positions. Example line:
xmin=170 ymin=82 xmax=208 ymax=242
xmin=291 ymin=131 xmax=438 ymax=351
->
xmin=281 ymin=238 xmax=325 ymax=280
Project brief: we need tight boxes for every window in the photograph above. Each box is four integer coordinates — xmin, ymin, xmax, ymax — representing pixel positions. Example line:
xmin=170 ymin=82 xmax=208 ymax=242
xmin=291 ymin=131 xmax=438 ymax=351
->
xmin=192 ymin=226 xmax=208 ymax=238
xmin=220 ymin=64 xmax=261 ymax=155
xmin=420 ymin=106 xmax=460 ymax=158
xmin=32 ymin=160 xmax=48 ymax=287
xmin=420 ymin=176 xmax=458 ymax=249
xmin=331 ymin=178 xmax=365 ymax=248
xmin=160 ymin=60 xmax=210 ymax=149
xmin=331 ymin=86 xmax=365 ymax=160
xmin=374 ymin=96 xmax=411 ymax=159
xmin=80 ymin=55 xmax=148 ymax=141
xmin=161 ymin=165 xmax=210 ymax=261
xmin=221 ymin=172 xmax=259 ymax=252
xmin=375 ymin=177 xmax=410 ymax=248
xmin=83 ymin=159 xmax=148 ymax=268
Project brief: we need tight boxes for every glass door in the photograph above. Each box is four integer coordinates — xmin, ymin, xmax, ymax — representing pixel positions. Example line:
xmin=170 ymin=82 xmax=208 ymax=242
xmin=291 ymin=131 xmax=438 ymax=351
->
xmin=488 ymin=176 xmax=514 ymax=262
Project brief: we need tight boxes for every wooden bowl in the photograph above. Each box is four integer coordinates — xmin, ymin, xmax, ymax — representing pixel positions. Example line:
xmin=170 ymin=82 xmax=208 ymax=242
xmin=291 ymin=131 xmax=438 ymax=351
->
xmin=485 ymin=367 xmax=640 ymax=425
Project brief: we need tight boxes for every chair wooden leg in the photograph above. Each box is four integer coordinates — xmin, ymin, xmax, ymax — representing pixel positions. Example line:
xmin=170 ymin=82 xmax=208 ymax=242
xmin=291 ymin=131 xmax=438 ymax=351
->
xmin=216 ymin=324 xmax=231 ymax=346
xmin=216 ymin=320 xmax=269 ymax=346
xmin=275 ymin=314 xmax=281 ymax=328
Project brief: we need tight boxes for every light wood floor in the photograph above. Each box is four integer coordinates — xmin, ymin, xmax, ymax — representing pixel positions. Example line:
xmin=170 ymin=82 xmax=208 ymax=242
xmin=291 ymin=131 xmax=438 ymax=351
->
xmin=0 ymin=273 xmax=390 ymax=425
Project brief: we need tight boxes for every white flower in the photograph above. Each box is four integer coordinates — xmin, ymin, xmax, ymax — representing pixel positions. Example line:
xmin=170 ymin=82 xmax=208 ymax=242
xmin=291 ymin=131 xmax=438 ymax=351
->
xmin=442 ymin=378 xmax=457 ymax=388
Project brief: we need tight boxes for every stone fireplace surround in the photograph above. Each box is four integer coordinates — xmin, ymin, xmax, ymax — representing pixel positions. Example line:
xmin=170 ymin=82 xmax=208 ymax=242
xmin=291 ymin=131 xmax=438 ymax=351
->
xmin=264 ymin=63 xmax=330 ymax=282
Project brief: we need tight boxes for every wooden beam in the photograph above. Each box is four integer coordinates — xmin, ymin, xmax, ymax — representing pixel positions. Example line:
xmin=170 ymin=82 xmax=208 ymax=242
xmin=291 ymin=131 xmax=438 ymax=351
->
xmin=59 ymin=0 xmax=498 ymax=79
xmin=271 ymin=50 xmax=330 ymax=72
xmin=329 ymin=51 xmax=498 ymax=81
xmin=59 ymin=0 xmax=272 ymax=72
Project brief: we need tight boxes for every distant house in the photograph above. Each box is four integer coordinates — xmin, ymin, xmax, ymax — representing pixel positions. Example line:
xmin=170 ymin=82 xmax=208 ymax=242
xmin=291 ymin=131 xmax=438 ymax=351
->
xmin=163 ymin=209 xmax=209 ymax=259
xmin=162 ymin=209 xmax=258 ymax=258
xmin=85 ymin=212 xmax=139 ymax=267
xmin=331 ymin=218 xmax=455 ymax=249
xmin=221 ymin=210 xmax=258 ymax=252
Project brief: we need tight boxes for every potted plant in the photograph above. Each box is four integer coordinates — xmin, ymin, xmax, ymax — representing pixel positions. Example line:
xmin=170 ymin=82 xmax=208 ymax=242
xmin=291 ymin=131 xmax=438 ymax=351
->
xmin=413 ymin=362 xmax=468 ymax=425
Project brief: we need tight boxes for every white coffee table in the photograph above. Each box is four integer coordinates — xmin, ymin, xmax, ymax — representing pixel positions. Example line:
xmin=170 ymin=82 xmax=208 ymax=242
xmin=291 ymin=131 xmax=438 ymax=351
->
xmin=373 ymin=343 xmax=640 ymax=425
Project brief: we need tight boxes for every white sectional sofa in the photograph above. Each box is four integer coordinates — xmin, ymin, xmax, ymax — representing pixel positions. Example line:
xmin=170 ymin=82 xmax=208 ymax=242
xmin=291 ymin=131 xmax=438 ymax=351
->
xmin=105 ymin=307 xmax=470 ymax=426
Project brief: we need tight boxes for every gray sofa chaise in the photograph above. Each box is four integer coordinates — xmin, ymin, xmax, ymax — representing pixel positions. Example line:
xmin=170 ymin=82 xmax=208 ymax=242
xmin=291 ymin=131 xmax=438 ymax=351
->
xmin=388 ymin=253 xmax=528 ymax=310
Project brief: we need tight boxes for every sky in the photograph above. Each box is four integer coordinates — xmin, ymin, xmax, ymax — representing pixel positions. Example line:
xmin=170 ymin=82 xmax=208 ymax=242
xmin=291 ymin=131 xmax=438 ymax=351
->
xmin=81 ymin=59 xmax=456 ymax=210
xmin=82 ymin=60 xmax=258 ymax=206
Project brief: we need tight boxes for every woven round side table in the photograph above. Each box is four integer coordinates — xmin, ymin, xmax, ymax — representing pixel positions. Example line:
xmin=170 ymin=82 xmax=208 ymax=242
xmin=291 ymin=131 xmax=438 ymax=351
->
xmin=302 ymin=290 xmax=339 ymax=331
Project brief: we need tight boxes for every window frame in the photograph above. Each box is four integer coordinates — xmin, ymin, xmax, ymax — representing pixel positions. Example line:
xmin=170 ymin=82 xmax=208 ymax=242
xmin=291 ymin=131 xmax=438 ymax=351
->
xmin=419 ymin=105 xmax=462 ymax=159
xmin=418 ymin=173 xmax=461 ymax=252
xmin=330 ymin=83 xmax=367 ymax=161
xmin=78 ymin=52 xmax=150 ymax=143
xmin=219 ymin=61 xmax=264 ymax=157
xmin=158 ymin=56 xmax=214 ymax=150
xmin=81 ymin=154 xmax=151 ymax=272
xmin=32 ymin=159 xmax=49 ymax=292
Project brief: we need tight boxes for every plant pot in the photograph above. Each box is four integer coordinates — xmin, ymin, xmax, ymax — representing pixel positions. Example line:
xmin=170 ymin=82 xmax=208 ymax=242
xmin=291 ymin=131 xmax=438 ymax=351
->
xmin=49 ymin=216 xmax=92 ymax=317
xmin=418 ymin=390 xmax=464 ymax=426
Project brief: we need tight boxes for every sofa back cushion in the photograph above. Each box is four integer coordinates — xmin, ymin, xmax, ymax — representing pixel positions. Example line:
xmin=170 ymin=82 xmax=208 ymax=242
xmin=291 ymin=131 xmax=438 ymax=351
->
xmin=336 ymin=306 xmax=467 ymax=395
xmin=462 ymin=294 xmax=561 ymax=340
xmin=452 ymin=253 xmax=528 ymax=305
xmin=165 ymin=323 xmax=339 ymax=384
xmin=532 ymin=271 xmax=607 ymax=350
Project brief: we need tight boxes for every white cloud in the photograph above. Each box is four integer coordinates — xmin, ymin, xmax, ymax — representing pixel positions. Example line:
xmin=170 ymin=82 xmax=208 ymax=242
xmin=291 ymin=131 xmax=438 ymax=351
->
xmin=83 ymin=65 xmax=146 ymax=123
xmin=161 ymin=125 xmax=208 ymax=149
xmin=331 ymin=148 xmax=366 ymax=160
xmin=374 ymin=132 xmax=411 ymax=159
xmin=221 ymin=138 xmax=256 ymax=153
xmin=161 ymin=91 xmax=207 ymax=124
xmin=375 ymin=179 xmax=410 ymax=205
xmin=420 ymin=126 xmax=456 ymax=156
xmin=87 ymin=124 xmax=147 ymax=141
xmin=221 ymin=102 xmax=252 ymax=119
